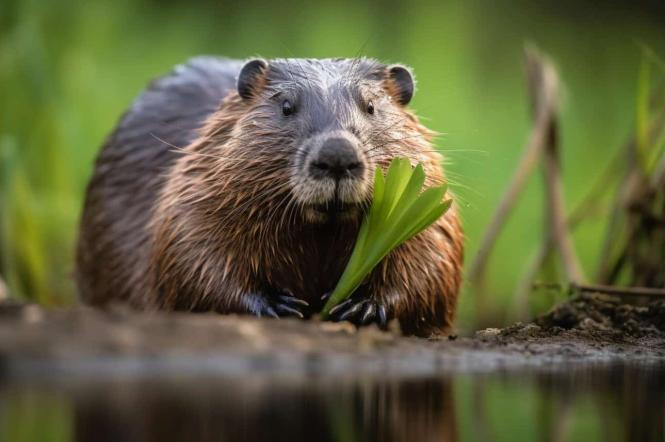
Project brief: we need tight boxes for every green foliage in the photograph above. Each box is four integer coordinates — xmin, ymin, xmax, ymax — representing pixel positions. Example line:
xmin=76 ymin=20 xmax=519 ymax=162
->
xmin=1 ymin=0 xmax=664 ymax=327
xmin=322 ymin=158 xmax=450 ymax=316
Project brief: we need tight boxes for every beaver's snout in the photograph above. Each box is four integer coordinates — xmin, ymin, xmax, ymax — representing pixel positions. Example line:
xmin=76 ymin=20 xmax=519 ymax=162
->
xmin=309 ymin=137 xmax=364 ymax=182
xmin=291 ymin=130 xmax=370 ymax=222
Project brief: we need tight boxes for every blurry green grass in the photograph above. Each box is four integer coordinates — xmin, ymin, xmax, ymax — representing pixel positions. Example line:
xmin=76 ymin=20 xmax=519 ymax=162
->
xmin=1 ymin=0 xmax=665 ymax=326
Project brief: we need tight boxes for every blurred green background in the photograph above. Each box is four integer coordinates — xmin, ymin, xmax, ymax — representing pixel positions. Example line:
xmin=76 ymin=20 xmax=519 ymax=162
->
xmin=1 ymin=0 xmax=665 ymax=330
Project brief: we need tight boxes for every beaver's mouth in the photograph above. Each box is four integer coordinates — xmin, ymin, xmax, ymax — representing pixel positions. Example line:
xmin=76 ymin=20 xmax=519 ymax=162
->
xmin=311 ymin=201 xmax=356 ymax=214
xmin=304 ymin=200 xmax=363 ymax=223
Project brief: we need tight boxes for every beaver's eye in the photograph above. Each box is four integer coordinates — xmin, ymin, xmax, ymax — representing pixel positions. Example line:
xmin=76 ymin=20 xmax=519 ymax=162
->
xmin=367 ymin=101 xmax=375 ymax=115
xmin=282 ymin=100 xmax=295 ymax=116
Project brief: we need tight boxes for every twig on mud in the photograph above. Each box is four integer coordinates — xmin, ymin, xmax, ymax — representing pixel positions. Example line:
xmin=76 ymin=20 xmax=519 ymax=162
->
xmin=571 ymin=283 xmax=665 ymax=298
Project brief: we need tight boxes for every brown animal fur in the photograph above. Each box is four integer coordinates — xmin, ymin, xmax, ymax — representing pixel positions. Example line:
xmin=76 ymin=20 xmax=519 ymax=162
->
xmin=76 ymin=57 xmax=463 ymax=336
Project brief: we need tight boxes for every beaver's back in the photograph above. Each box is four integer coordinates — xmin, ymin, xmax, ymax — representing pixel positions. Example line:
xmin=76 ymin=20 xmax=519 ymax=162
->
xmin=76 ymin=57 xmax=243 ymax=306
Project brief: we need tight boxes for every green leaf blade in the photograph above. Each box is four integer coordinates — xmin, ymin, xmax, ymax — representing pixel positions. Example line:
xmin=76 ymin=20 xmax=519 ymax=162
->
xmin=321 ymin=158 xmax=453 ymax=317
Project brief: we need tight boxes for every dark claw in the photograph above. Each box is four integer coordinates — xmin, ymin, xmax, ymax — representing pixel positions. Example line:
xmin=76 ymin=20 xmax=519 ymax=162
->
xmin=324 ymin=288 xmax=393 ymax=329
xmin=338 ymin=301 xmax=366 ymax=321
xmin=262 ymin=305 xmax=279 ymax=319
xmin=360 ymin=303 xmax=376 ymax=325
xmin=377 ymin=305 xmax=388 ymax=328
xmin=248 ymin=290 xmax=308 ymax=319
xmin=321 ymin=291 xmax=332 ymax=302
xmin=247 ymin=293 xmax=278 ymax=318
xmin=328 ymin=298 xmax=353 ymax=316
xmin=271 ymin=290 xmax=308 ymax=318
xmin=275 ymin=304 xmax=304 ymax=318
xmin=278 ymin=295 xmax=309 ymax=308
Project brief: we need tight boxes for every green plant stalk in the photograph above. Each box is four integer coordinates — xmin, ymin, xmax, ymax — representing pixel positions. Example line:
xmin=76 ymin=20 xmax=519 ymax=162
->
xmin=321 ymin=158 xmax=451 ymax=317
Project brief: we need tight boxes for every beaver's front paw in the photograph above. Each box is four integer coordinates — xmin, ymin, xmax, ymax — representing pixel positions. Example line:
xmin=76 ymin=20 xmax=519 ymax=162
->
xmin=246 ymin=291 xmax=309 ymax=319
xmin=326 ymin=292 xmax=391 ymax=329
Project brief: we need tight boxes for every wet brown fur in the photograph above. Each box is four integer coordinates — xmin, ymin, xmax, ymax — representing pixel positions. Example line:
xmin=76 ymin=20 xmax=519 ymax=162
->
xmin=77 ymin=57 xmax=463 ymax=337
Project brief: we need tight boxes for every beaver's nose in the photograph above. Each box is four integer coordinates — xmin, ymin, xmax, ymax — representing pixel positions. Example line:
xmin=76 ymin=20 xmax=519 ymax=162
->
xmin=310 ymin=138 xmax=363 ymax=180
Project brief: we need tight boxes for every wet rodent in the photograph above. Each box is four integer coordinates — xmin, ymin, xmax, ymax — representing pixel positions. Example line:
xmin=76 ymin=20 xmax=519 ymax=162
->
xmin=76 ymin=57 xmax=463 ymax=336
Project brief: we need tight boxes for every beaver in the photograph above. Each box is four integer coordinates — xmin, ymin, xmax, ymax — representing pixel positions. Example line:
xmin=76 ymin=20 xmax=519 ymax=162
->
xmin=76 ymin=57 xmax=463 ymax=336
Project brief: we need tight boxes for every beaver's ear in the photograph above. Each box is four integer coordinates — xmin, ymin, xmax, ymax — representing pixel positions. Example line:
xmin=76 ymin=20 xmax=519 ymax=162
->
xmin=238 ymin=59 xmax=268 ymax=99
xmin=385 ymin=64 xmax=415 ymax=106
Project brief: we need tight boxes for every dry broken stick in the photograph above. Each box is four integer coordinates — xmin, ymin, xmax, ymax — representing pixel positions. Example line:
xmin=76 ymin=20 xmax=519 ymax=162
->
xmin=468 ymin=48 xmax=556 ymax=285
xmin=470 ymin=46 xmax=584 ymax=322
xmin=513 ymin=151 xmax=623 ymax=317
xmin=540 ymin=92 xmax=584 ymax=285
xmin=513 ymin=80 xmax=665 ymax=318
xmin=571 ymin=283 xmax=665 ymax=298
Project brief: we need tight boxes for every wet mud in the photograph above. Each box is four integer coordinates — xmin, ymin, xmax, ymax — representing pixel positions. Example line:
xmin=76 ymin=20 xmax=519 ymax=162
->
xmin=1 ymin=293 xmax=663 ymax=379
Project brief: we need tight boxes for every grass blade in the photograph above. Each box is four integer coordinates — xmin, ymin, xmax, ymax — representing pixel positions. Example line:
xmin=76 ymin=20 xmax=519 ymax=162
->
xmin=321 ymin=158 xmax=452 ymax=316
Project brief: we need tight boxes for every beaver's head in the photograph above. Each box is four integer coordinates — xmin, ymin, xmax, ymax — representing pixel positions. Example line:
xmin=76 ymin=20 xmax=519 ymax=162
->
xmin=230 ymin=58 xmax=420 ymax=223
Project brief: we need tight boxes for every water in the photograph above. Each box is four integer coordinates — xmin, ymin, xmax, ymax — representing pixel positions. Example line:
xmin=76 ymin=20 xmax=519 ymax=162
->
xmin=1 ymin=363 xmax=663 ymax=441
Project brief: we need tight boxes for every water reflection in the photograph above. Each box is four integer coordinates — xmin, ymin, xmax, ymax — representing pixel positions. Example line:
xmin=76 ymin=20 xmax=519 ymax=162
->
xmin=1 ymin=363 xmax=663 ymax=441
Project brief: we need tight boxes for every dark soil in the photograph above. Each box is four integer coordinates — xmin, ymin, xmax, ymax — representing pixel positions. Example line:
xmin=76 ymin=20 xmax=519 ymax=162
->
xmin=476 ymin=293 xmax=665 ymax=362
xmin=536 ymin=292 xmax=665 ymax=337
xmin=1 ymin=293 xmax=664 ymax=380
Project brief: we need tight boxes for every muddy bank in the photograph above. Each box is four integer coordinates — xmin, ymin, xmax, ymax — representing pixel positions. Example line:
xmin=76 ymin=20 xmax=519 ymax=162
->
xmin=477 ymin=293 xmax=665 ymax=362
xmin=1 ymin=294 xmax=664 ymax=380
